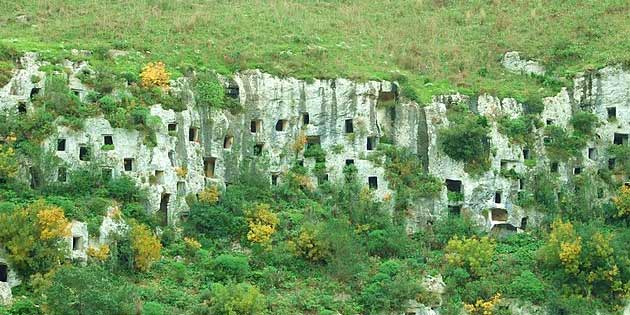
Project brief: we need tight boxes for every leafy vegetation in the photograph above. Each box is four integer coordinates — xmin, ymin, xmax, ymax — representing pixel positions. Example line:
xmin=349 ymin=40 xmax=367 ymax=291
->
xmin=439 ymin=103 xmax=491 ymax=173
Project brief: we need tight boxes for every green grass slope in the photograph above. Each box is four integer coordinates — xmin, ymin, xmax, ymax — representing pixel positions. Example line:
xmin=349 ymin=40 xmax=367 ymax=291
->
xmin=1 ymin=0 xmax=629 ymax=103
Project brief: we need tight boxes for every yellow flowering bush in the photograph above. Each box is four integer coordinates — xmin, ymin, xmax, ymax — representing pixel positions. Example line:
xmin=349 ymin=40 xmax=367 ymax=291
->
xmin=246 ymin=203 xmax=279 ymax=249
xmin=175 ymin=167 xmax=188 ymax=178
xmin=140 ymin=61 xmax=170 ymax=89
xmin=184 ymin=237 xmax=202 ymax=250
xmin=35 ymin=201 xmax=70 ymax=240
xmin=87 ymin=245 xmax=110 ymax=262
xmin=546 ymin=219 xmax=582 ymax=274
xmin=0 ymin=144 xmax=18 ymax=180
xmin=445 ymin=236 xmax=495 ymax=276
xmin=292 ymin=131 xmax=307 ymax=153
xmin=199 ymin=186 xmax=220 ymax=204
xmin=464 ymin=293 xmax=501 ymax=315
xmin=288 ymin=225 xmax=331 ymax=262
xmin=130 ymin=223 xmax=162 ymax=272
xmin=612 ymin=185 xmax=630 ymax=218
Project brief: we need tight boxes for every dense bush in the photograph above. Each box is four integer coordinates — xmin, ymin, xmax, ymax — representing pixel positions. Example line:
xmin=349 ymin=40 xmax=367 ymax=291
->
xmin=194 ymin=70 xmax=225 ymax=108
xmin=439 ymin=104 xmax=491 ymax=173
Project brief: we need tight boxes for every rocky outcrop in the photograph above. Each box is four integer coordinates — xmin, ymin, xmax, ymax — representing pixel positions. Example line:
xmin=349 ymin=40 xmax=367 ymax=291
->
xmin=501 ymin=51 xmax=546 ymax=76
xmin=0 ymin=282 xmax=11 ymax=306
xmin=1 ymin=54 xmax=629 ymax=236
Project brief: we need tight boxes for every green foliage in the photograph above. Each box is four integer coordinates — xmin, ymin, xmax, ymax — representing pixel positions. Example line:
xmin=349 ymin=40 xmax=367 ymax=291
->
xmin=570 ymin=111 xmax=599 ymax=136
xmin=507 ymin=271 xmax=545 ymax=304
xmin=208 ymin=254 xmax=251 ymax=282
xmin=358 ymin=260 xmax=424 ymax=314
xmin=498 ymin=115 xmax=539 ymax=144
xmin=439 ymin=104 xmax=490 ymax=173
xmin=378 ymin=145 xmax=442 ymax=198
xmin=44 ymin=265 xmax=135 ymax=315
xmin=207 ymin=282 xmax=266 ymax=315
xmin=142 ymin=302 xmax=166 ymax=315
xmin=194 ymin=71 xmax=226 ymax=108
xmin=544 ymin=125 xmax=587 ymax=160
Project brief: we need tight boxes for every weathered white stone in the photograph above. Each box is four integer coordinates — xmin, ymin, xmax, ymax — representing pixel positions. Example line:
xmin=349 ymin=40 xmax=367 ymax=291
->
xmin=501 ymin=51 xmax=546 ymax=76
xmin=67 ymin=221 xmax=88 ymax=261
xmin=0 ymin=282 xmax=11 ymax=306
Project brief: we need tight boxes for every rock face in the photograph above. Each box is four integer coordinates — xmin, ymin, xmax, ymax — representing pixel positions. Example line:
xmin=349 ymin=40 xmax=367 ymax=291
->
xmin=501 ymin=51 xmax=546 ymax=76
xmin=0 ymin=282 xmax=11 ymax=306
xmin=1 ymin=54 xmax=630 ymax=237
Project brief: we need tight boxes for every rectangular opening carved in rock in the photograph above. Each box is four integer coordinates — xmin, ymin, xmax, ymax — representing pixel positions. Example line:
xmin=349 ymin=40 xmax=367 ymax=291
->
xmin=366 ymin=137 xmax=376 ymax=151
xmin=448 ymin=205 xmax=461 ymax=217
xmin=519 ymin=179 xmax=524 ymax=190
xmin=250 ymin=119 xmax=262 ymax=133
xmin=103 ymin=135 xmax=113 ymax=146
xmin=57 ymin=139 xmax=66 ymax=151
xmin=271 ymin=174 xmax=278 ymax=186
xmin=607 ymin=107 xmax=616 ymax=120
xmin=495 ymin=191 xmax=502 ymax=204
xmin=609 ymin=158 xmax=616 ymax=170
xmin=522 ymin=148 xmax=529 ymax=160
xmin=550 ymin=162 xmax=559 ymax=173
xmin=168 ymin=151 xmax=176 ymax=167
xmin=79 ymin=146 xmax=90 ymax=161
xmin=344 ymin=119 xmax=354 ymax=133
xmin=307 ymin=136 xmax=321 ymax=148
xmin=72 ymin=236 xmax=82 ymax=251
xmin=189 ymin=127 xmax=199 ymax=142
xmin=226 ymin=82 xmax=239 ymax=99
xmin=177 ymin=181 xmax=186 ymax=194
xmin=58 ymin=167 xmax=67 ymax=182
xmin=588 ymin=147 xmax=596 ymax=159
xmin=368 ymin=176 xmax=378 ymax=189
xmin=302 ymin=112 xmax=310 ymax=125
xmin=491 ymin=208 xmax=508 ymax=221
xmin=0 ymin=263 xmax=7 ymax=282
xmin=17 ymin=102 xmax=27 ymax=114
xmin=254 ymin=144 xmax=264 ymax=156
xmin=124 ymin=158 xmax=134 ymax=172
xmin=159 ymin=193 xmax=170 ymax=226
xmin=345 ymin=159 xmax=355 ymax=166
xmin=72 ymin=89 xmax=81 ymax=97
xmin=445 ymin=179 xmax=462 ymax=193
xmin=204 ymin=157 xmax=216 ymax=177
xmin=275 ymin=119 xmax=288 ymax=132
xmin=613 ymin=133 xmax=628 ymax=145
xmin=546 ymin=119 xmax=554 ymax=126
xmin=521 ymin=217 xmax=528 ymax=230
xmin=223 ymin=135 xmax=233 ymax=149
xmin=30 ymin=87 xmax=40 ymax=99
xmin=168 ymin=123 xmax=177 ymax=132
xmin=155 ymin=170 xmax=164 ymax=184
xmin=574 ymin=167 xmax=582 ymax=175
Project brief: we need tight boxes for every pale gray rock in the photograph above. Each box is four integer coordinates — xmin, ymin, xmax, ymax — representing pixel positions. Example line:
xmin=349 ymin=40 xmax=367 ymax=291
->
xmin=502 ymin=51 xmax=546 ymax=76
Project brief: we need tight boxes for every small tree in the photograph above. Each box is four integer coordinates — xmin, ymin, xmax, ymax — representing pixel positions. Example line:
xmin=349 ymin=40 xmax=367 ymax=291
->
xmin=246 ymin=203 xmax=279 ymax=250
xmin=140 ymin=62 xmax=170 ymax=89
xmin=445 ymin=236 xmax=495 ymax=277
xmin=612 ymin=185 xmax=630 ymax=218
xmin=130 ymin=223 xmax=162 ymax=272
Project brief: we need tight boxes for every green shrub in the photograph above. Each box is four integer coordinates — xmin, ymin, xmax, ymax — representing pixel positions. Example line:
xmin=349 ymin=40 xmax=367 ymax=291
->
xmin=194 ymin=71 xmax=225 ymax=108
xmin=207 ymin=282 xmax=266 ymax=315
xmin=570 ymin=111 xmax=599 ymax=136
xmin=142 ymin=302 xmax=166 ymax=315
xmin=208 ymin=254 xmax=250 ymax=282
xmin=507 ymin=271 xmax=545 ymax=303
xmin=544 ymin=125 xmax=586 ymax=160
xmin=439 ymin=104 xmax=490 ymax=173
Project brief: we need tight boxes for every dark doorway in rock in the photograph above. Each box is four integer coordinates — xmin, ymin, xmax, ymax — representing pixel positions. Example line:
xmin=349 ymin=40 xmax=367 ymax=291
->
xmin=607 ymin=107 xmax=616 ymax=120
xmin=226 ymin=83 xmax=239 ymax=99
xmin=345 ymin=159 xmax=355 ymax=166
xmin=254 ymin=143 xmax=264 ymax=156
xmin=188 ymin=127 xmax=199 ymax=142
xmin=275 ymin=119 xmax=288 ymax=131
xmin=522 ymin=148 xmax=529 ymax=160
xmin=57 ymin=139 xmax=66 ymax=151
xmin=250 ymin=120 xmax=262 ymax=133
xmin=29 ymin=167 xmax=41 ymax=189
xmin=574 ymin=167 xmax=582 ymax=175
xmin=448 ymin=205 xmax=461 ymax=217
xmin=521 ymin=217 xmax=528 ymax=230
xmin=588 ymin=147 xmax=596 ymax=160
xmin=30 ymin=87 xmax=40 ymax=99
xmin=307 ymin=136 xmax=321 ymax=149
xmin=79 ymin=146 xmax=90 ymax=161
xmin=168 ymin=123 xmax=177 ymax=132
xmin=494 ymin=191 xmax=502 ymax=204
xmin=124 ymin=158 xmax=134 ymax=172
xmin=366 ymin=137 xmax=375 ymax=151
xmin=368 ymin=176 xmax=378 ymax=189
xmin=58 ymin=167 xmax=67 ymax=182
xmin=154 ymin=170 xmax=164 ymax=184
xmin=103 ymin=135 xmax=113 ymax=146
xmin=302 ymin=112 xmax=310 ymax=125
xmin=159 ymin=193 xmax=170 ymax=226
xmin=445 ymin=179 xmax=462 ymax=193
xmin=609 ymin=158 xmax=616 ymax=170
xmin=271 ymin=174 xmax=278 ymax=186
xmin=17 ymin=102 xmax=27 ymax=114
xmin=177 ymin=181 xmax=186 ymax=194
xmin=344 ymin=119 xmax=354 ymax=133
xmin=550 ymin=162 xmax=559 ymax=173
xmin=72 ymin=236 xmax=82 ymax=251
xmin=491 ymin=208 xmax=508 ymax=221
xmin=614 ymin=133 xmax=628 ymax=145
xmin=168 ymin=151 xmax=175 ymax=167
xmin=204 ymin=157 xmax=216 ymax=177
xmin=0 ymin=264 xmax=7 ymax=282
xmin=223 ymin=135 xmax=233 ymax=149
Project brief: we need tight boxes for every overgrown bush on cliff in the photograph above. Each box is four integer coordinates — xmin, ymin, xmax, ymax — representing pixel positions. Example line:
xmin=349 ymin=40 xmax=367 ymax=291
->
xmin=439 ymin=103 xmax=491 ymax=173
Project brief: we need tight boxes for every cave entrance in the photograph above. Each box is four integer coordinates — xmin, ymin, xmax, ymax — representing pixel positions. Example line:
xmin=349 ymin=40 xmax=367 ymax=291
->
xmin=0 ymin=264 xmax=7 ymax=282
xmin=72 ymin=236 xmax=83 ymax=251
xmin=159 ymin=193 xmax=170 ymax=226
xmin=445 ymin=179 xmax=462 ymax=193
xmin=491 ymin=208 xmax=508 ymax=221
xmin=204 ymin=157 xmax=216 ymax=177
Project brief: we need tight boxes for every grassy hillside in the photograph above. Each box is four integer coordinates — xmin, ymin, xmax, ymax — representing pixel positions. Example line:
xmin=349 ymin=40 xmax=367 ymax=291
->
xmin=1 ymin=0 xmax=629 ymax=102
